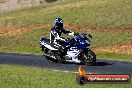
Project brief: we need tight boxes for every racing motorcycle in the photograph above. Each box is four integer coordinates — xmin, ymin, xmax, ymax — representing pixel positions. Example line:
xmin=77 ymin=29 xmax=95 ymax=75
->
xmin=40 ymin=32 xmax=96 ymax=66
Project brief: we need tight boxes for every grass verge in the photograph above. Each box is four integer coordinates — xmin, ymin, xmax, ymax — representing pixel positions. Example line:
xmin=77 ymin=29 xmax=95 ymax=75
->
xmin=0 ymin=0 xmax=132 ymax=61
xmin=95 ymin=52 xmax=132 ymax=62
xmin=0 ymin=27 xmax=132 ymax=61
xmin=0 ymin=0 xmax=132 ymax=28
xmin=0 ymin=64 xmax=132 ymax=88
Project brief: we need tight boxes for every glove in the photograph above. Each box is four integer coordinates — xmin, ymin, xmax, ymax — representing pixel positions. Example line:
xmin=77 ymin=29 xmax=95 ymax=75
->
xmin=74 ymin=32 xmax=79 ymax=36
xmin=68 ymin=32 xmax=74 ymax=36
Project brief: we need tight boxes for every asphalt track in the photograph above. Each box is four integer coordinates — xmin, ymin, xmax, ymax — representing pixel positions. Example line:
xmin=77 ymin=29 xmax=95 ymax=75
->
xmin=0 ymin=52 xmax=132 ymax=76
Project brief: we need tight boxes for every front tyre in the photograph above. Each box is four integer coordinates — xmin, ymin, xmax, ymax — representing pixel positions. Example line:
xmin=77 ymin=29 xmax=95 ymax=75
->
xmin=82 ymin=50 xmax=96 ymax=66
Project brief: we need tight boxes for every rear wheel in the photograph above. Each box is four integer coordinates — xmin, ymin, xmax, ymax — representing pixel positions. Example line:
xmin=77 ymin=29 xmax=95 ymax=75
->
xmin=46 ymin=50 xmax=58 ymax=63
xmin=44 ymin=48 xmax=49 ymax=54
xmin=54 ymin=51 xmax=66 ymax=63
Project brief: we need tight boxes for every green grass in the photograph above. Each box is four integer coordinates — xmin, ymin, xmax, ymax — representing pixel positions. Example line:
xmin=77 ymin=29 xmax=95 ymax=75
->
xmin=91 ymin=31 xmax=132 ymax=47
xmin=0 ymin=28 xmax=49 ymax=54
xmin=0 ymin=0 xmax=132 ymax=88
xmin=0 ymin=64 xmax=132 ymax=88
xmin=0 ymin=0 xmax=132 ymax=28
xmin=0 ymin=0 xmax=132 ymax=61
xmin=96 ymin=52 xmax=132 ymax=62
xmin=0 ymin=28 xmax=131 ymax=53
xmin=0 ymin=28 xmax=132 ymax=61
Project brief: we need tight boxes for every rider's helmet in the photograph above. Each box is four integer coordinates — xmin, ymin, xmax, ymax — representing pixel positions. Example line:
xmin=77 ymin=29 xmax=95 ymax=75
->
xmin=54 ymin=18 xmax=63 ymax=28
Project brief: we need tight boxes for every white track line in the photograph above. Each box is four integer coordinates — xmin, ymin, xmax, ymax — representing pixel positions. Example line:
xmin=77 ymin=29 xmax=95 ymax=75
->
xmin=51 ymin=69 xmax=92 ymax=74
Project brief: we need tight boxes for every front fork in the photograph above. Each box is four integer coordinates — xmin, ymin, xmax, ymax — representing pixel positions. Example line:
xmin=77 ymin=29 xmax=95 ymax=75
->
xmin=78 ymin=48 xmax=90 ymax=60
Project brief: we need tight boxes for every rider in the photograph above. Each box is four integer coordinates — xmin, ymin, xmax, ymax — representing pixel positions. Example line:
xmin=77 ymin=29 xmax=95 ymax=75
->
xmin=50 ymin=18 xmax=74 ymax=46
xmin=50 ymin=18 xmax=75 ymax=60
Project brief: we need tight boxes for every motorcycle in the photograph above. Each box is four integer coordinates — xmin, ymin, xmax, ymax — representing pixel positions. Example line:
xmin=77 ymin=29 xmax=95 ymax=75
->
xmin=40 ymin=32 xmax=96 ymax=66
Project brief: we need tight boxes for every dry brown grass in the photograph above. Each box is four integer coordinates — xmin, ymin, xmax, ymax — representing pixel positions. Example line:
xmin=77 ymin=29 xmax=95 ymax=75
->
xmin=0 ymin=23 xmax=53 ymax=36
xmin=0 ymin=23 xmax=132 ymax=54
xmin=0 ymin=23 xmax=89 ymax=36
xmin=0 ymin=23 xmax=132 ymax=36
xmin=42 ymin=0 xmax=106 ymax=13
xmin=0 ymin=24 xmax=32 ymax=36
xmin=123 ymin=4 xmax=132 ymax=10
xmin=0 ymin=0 xmax=6 ymax=3
xmin=93 ymin=41 xmax=132 ymax=54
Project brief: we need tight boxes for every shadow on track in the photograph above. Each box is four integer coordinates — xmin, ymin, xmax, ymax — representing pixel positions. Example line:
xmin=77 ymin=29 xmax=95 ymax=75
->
xmin=45 ymin=55 xmax=114 ymax=66
xmin=45 ymin=0 xmax=58 ymax=3
xmin=1 ymin=52 xmax=132 ymax=76
xmin=0 ymin=52 xmax=114 ymax=70
xmin=45 ymin=55 xmax=85 ymax=65
xmin=94 ymin=62 xmax=114 ymax=66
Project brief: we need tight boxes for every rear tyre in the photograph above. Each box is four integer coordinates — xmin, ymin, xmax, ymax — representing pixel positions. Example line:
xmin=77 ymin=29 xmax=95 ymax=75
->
xmin=44 ymin=48 xmax=49 ymax=54
xmin=55 ymin=51 xmax=66 ymax=63
xmin=47 ymin=50 xmax=59 ymax=63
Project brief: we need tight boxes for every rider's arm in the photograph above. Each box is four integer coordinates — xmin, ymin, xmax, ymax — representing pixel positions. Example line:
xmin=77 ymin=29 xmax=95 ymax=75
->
xmin=62 ymin=28 xmax=74 ymax=36
xmin=54 ymin=31 xmax=66 ymax=41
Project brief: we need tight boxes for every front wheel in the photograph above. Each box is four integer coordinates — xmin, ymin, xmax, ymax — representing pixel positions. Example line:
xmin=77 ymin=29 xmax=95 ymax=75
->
xmin=81 ymin=50 xmax=96 ymax=66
